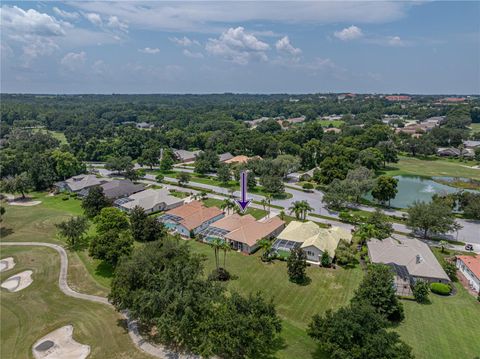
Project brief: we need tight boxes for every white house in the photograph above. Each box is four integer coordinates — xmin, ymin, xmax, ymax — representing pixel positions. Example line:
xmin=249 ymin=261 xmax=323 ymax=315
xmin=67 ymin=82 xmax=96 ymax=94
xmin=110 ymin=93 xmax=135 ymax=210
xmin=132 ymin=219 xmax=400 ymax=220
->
xmin=456 ymin=255 xmax=480 ymax=293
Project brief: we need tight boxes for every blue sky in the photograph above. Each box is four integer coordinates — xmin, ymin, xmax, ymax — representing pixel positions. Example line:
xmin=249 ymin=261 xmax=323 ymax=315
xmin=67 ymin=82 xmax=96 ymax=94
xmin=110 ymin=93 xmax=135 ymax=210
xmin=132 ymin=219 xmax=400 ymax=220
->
xmin=1 ymin=1 xmax=479 ymax=94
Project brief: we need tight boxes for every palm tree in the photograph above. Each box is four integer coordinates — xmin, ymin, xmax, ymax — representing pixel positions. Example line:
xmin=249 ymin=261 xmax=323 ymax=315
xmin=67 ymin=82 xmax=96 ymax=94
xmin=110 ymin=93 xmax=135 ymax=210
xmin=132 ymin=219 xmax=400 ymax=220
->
xmin=258 ymin=238 xmax=272 ymax=261
xmin=200 ymin=191 xmax=208 ymax=200
xmin=221 ymin=241 xmax=231 ymax=268
xmin=300 ymin=200 xmax=314 ymax=220
xmin=210 ymin=238 xmax=223 ymax=270
xmin=266 ymin=194 xmax=272 ymax=218
xmin=289 ymin=201 xmax=303 ymax=220
xmin=221 ymin=198 xmax=235 ymax=215
xmin=260 ymin=199 xmax=268 ymax=212
xmin=439 ymin=240 xmax=448 ymax=253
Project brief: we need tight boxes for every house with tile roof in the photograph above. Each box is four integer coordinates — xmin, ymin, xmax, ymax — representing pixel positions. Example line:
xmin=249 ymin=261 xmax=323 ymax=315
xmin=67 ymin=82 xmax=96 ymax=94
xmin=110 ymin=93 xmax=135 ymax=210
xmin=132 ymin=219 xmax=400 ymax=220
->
xmin=367 ymin=236 xmax=450 ymax=284
xmin=273 ymin=221 xmax=352 ymax=264
xmin=79 ymin=179 xmax=144 ymax=199
xmin=158 ymin=200 xmax=224 ymax=237
xmin=199 ymin=213 xmax=285 ymax=254
xmin=55 ymin=174 xmax=107 ymax=193
xmin=115 ymin=188 xmax=184 ymax=214
xmin=456 ymin=255 xmax=480 ymax=293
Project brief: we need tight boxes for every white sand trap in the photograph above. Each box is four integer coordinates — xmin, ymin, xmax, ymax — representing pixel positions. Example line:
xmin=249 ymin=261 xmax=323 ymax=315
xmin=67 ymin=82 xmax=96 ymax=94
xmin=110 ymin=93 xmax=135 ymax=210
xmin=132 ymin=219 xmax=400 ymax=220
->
xmin=9 ymin=199 xmax=42 ymax=206
xmin=33 ymin=325 xmax=90 ymax=359
xmin=0 ymin=257 xmax=16 ymax=272
xmin=1 ymin=270 xmax=33 ymax=292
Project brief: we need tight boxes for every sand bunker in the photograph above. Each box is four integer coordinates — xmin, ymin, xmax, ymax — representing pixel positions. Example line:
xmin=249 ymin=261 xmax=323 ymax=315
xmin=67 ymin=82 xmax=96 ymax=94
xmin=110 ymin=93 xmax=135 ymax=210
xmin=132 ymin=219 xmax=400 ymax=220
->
xmin=9 ymin=199 xmax=42 ymax=206
xmin=1 ymin=270 xmax=33 ymax=292
xmin=0 ymin=257 xmax=15 ymax=272
xmin=33 ymin=325 xmax=90 ymax=359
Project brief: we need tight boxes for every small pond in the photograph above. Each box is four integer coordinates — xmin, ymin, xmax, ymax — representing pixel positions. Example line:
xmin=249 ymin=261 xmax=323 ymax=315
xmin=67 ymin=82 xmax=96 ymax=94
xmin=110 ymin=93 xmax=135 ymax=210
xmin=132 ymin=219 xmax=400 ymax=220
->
xmin=365 ymin=175 xmax=478 ymax=209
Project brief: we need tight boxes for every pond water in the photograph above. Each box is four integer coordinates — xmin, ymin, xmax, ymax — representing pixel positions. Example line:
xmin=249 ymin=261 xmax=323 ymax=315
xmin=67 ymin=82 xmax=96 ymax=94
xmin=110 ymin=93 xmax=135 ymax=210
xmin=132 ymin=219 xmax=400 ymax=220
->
xmin=365 ymin=175 xmax=477 ymax=209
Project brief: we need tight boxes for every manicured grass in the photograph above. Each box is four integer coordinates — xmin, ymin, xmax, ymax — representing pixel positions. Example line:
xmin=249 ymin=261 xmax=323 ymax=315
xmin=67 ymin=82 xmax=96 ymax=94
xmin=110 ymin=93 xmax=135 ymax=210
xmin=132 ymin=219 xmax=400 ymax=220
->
xmin=168 ymin=189 xmax=190 ymax=199
xmin=202 ymin=198 xmax=268 ymax=220
xmin=397 ymin=282 xmax=480 ymax=359
xmin=0 ymin=246 xmax=148 ymax=359
xmin=316 ymin=119 xmax=344 ymax=127
xmin=187 ymin=240 xmax=363 ymax=359
xmin=31 ymin=128 xmax=68 ymax=145
xmin=470 ymin=123 xmax=480 ymax=133
xmin=381 ymin=155 xmax=480 ymax=180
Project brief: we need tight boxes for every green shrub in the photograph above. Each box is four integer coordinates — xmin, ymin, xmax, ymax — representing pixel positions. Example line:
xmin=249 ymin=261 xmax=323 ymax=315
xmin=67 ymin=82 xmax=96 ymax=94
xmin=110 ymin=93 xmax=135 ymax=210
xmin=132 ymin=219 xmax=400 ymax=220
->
xmin=430 ymin=282 xmax=451 ymax=295
xmin=302 ymin=182 xmax=314 ymax=191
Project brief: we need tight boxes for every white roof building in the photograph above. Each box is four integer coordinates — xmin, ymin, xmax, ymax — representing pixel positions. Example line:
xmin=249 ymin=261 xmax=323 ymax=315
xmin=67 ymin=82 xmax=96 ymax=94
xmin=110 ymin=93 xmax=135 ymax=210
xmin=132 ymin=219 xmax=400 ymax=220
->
xmin=115 ymin=188 xmax=184 ymax=214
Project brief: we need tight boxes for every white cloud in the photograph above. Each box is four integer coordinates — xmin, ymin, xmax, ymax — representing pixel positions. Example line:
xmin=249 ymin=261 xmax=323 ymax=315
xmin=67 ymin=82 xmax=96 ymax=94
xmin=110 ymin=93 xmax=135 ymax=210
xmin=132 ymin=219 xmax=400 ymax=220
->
xmin=206 ymin=27 xmax=269 ymax=65
xmin=183 ymin=49 xmax=204 ymax=58
xmin=60 ymin=51 xmax=86 ymax=71
xmin=170 ymin=36 xmax=200 ymax=47
xmin=52 ymin=7 xmax=79 ymax=20
xmin=275 ymin=36 xmax=301 ymax=56
xmin=85 ymin=12 xmax=102 ymax=26
xmin=92 ymin=59 xmax=108 ymax=75
xmin=139 ymin=47 xmax=160 ymax=54
xmin=107 ymin=15 xmax=128 ymax=32
xmin=1 ymin=5 xmax=66 ymax=36
xmin=69 ymin=2 xmax=415 ymax=33
xmin=334 ymin=25 xmax=363 ymax=41
xmin=387 ymin=36 xmax=406 ymax=47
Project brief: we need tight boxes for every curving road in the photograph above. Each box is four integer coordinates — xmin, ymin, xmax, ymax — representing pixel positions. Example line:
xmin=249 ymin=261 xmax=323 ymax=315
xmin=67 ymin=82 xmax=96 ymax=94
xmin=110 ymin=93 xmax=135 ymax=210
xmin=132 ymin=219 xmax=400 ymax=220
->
xmin=0 ymin=242 xmax=200 ymax=359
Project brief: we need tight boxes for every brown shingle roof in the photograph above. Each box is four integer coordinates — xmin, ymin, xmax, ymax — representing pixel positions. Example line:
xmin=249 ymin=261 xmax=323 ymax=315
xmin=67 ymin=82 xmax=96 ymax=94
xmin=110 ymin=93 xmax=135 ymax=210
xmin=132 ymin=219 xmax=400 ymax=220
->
xmin=166 ymin=201 xmax=224 ymax=231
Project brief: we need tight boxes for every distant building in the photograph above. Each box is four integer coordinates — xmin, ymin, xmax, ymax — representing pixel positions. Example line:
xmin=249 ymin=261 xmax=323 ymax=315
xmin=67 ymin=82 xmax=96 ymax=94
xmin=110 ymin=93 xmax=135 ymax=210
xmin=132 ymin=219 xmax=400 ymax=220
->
xmin=367 ymin=236 xmax=450 ymax=285
xmin=115 ymin=188 xmax=184 ymax=214
xmin=136 ymin=122 xmax=154 ymax=129
xmin=385 ymin=95 xmax=411 ymax=102
xmin=224 ymin=155 xmax=261 ymax=165
xmin=218 ymin=152 xmax=234 ymax=162
xmin=324 ymin=127 xmax=341 ymax=134
xmin=463 ymin=140 xmax=480 ymax=149
xmin=456 ymin=255 xmax=480 ymax=294
xmin=158 ymin=200 xmax=225 ymax=236
xmin=441 ymin=97 xmax=466 ymax=103
xmin=437 ymin=147 xmax=474 ymax=158
xmin=173 ymin=149 xmax=202 ymax=163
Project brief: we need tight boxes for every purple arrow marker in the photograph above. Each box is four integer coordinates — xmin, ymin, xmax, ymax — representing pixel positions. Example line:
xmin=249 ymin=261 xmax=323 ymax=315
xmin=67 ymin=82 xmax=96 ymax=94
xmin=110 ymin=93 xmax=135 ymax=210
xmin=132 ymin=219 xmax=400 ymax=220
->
xmin=236 ymin=171 xmax=251 ymax=212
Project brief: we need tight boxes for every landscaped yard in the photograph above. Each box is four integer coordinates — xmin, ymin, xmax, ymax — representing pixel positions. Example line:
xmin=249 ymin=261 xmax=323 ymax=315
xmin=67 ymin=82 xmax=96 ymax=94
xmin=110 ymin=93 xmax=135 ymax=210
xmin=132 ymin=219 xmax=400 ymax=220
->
xmin=202 ymin=197 xmax=268 ymax=220
xmin=2 ymin=192 xmax=480 ymax=359
xmin=382 ymin=155 xmax=480 ymax=180
xmin=31 ymin=128 xmax=68 ymax=145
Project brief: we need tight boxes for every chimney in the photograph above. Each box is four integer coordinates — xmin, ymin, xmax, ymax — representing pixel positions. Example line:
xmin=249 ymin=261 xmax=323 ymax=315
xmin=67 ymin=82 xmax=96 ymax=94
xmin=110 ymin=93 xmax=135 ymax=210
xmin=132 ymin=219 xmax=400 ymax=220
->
xmin=416 ymin=254 xmax=422 ymax=264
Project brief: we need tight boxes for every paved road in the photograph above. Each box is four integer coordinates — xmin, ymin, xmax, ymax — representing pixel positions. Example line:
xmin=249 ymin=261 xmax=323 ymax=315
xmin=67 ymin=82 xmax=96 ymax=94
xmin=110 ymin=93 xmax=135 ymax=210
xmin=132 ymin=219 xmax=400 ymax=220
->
xmin=0 ymin=241 xmax=200 ymax=359
xmin=153 ymin=171 xmax=480 ymax=246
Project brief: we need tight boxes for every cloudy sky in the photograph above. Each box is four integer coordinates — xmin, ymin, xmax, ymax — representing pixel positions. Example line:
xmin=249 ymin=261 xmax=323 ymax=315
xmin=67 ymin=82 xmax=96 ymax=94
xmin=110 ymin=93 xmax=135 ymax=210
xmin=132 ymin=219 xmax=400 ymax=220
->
xmin=1 ymin=1 xmax=479 ymax=94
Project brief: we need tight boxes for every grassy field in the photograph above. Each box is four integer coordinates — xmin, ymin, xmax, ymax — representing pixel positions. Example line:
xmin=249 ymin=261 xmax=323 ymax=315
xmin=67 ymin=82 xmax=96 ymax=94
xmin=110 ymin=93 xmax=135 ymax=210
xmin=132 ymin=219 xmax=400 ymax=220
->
xmin=2 ymin=192 xmax=480 ymax=359
xmin=382 ymin=155 xmax=480 ymax=180
xmin=31 ymin=128 xmax=68 ymax=145
xmin=470 ymin=123 xmax=480 ymax=134
xmin=0 ymin=246 xmax=149 ymax=359
xmin=316 ymin=119 xmax=344 ymax=127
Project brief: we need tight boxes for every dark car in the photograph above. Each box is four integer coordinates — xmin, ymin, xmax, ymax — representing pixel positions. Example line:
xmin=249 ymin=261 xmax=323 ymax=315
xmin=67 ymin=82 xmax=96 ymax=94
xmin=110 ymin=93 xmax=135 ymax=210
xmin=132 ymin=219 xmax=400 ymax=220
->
xmin=465 ymin=244 xmax=474 ymax=251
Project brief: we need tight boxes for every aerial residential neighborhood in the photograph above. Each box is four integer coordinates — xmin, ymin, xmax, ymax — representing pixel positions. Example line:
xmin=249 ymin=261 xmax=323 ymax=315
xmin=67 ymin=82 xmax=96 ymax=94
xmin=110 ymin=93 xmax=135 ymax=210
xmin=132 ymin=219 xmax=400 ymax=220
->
xmin=1 ymin=1 xmax=479 ymax=359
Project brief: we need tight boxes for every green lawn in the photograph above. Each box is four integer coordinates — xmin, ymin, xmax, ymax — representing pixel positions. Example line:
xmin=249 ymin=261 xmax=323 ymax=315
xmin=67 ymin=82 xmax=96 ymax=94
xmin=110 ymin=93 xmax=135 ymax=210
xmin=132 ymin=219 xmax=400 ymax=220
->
xmin=31 ymin=128 xmax=68 ymax=145
xmin=470 ymin=123 xmax=480 ymax=133
xmin=202 ymin=198 xmax=268 ymax=220
xmin=0 ymin=246 xmax=149 ymax=359
xmin=382 ymin=155 xmax=480 ymax=180
xmin=316 ymin=119 xmax=344 ymax=127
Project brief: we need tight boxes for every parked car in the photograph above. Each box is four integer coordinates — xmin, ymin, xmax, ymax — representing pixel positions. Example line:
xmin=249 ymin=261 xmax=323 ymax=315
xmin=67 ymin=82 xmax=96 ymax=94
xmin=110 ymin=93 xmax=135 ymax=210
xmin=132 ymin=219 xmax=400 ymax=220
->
xmin=465 ymin=244 xmax=474 ymax=251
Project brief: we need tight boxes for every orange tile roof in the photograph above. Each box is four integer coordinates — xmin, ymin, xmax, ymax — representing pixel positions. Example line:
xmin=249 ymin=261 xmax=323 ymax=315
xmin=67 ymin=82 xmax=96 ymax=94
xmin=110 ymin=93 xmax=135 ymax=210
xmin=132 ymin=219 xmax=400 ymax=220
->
xmin=457 ymin=255 xmax=480 ymax=279
xmin=225 ymin=216 xmax=285 ymax=247
xmin=210 ymin=213 xmax=256 ymax=232
xmin=166 ymin=201 xmax=224 ymax=231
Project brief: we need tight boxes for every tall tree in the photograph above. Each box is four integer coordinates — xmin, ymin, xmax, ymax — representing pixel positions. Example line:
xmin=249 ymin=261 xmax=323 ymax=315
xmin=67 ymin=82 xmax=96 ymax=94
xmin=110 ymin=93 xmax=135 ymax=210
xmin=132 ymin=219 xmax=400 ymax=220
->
xmin=376 ymin=140 xmax=399 ymax=167
xmin=216 ymin=163 xmax=231 ymax=184
xmin=55 ymin=216 xmax=89 ymax=248
xmin=406 ymin=200 xmax=457 ymax=239
xmin=51 ymin=149 xmax=85 ymax=180
xmin=159 ymin=150 xmax=174 ymax=171
xmin=81 ymin=186 xmax=111 ymax=218
xmin=287 ymin=247 xmax=308 ymax=284
xmin=353 ymin=264 xmax=404 ymax=322
xmin=1 ymin=172 xmax=31 ymax=199
xmin=177 ymin=172 xmax=191 ymax=186
xmin=371 ymin=176 xmax=398 ymax=207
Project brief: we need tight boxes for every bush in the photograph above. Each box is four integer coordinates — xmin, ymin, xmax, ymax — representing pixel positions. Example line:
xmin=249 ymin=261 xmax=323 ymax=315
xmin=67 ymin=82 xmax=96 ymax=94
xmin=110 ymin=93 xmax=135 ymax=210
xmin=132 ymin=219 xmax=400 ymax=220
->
xmin=430 ymin=282 xmax=451 ymax=295
xmin=412 ymin=280 xmax=430 ymax=303
xmin=208 ymin=267 xmax=231 ymax=281
xmin=443 ymin=261 xmax=458 ymax=281
xmin=302 ymin=182 xmax=314 ymax=192
xmin=155 ymin=174 xmax=164 ymax=182
xmin=321 ymin=251 xmax=331 ymax=267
